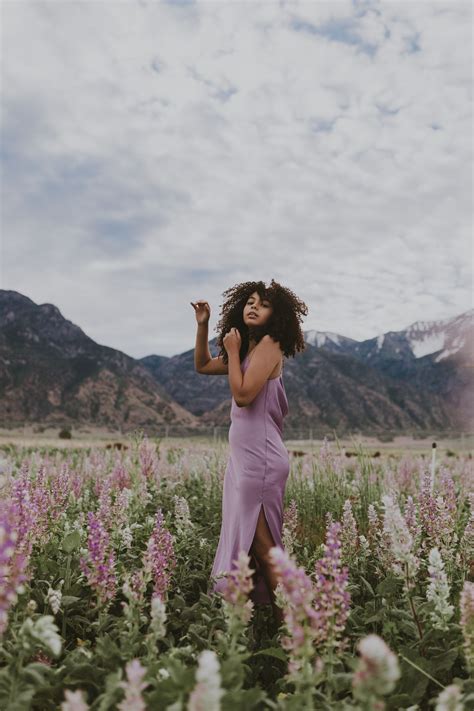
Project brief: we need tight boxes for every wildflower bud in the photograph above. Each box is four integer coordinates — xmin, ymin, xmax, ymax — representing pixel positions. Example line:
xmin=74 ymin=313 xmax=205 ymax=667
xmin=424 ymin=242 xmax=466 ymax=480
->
xmin=120 ymin=526 xmax=133 ymax=549
xmin=149 ymin=594 xmax=167 ymax=639
xmin=426 ymin=548 xmax=454 ymax=630
xmin=117 ymin=659 xmax=149 ymax=711
xmin=274 ymin=581 xmax=288 ymax=609
xmin=61 ymin=688 xmax=90 ymax=710
xmin=19 ymin=614 xmax=62 ymax=658
xmin=352 ymin=634 xmax=400 ymax=702
xmin=460 ymin=580 xmax=474 ymax=671
xmin=187 ymin=650 xmax=224 ymax=711
xmin=434 ymin=684 xmax=463 ymax=711
xmin=47 ymin=586 xmax=63 ymax=615
xmin=222 ymin=551 xmax=255 ymax=625
xmin=173 ymin=495 xmax=194 ymax=535
xmin=359 ymin=535 xmax=370 ymax=557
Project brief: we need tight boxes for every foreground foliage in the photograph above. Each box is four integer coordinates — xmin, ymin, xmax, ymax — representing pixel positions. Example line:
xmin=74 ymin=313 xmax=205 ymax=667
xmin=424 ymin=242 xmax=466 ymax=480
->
xmin=0 ymin=434 xmax=472 ymax=710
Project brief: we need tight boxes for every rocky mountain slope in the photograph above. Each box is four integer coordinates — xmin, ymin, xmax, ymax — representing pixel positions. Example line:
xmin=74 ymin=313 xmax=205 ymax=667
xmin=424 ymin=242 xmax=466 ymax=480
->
xmin=1 ymin=289 xmax=471 ymax=435
xmin=140 ymin=311 xmax=473 ymax=434
xmin=0 ymin=291 xmax=199 ymax=431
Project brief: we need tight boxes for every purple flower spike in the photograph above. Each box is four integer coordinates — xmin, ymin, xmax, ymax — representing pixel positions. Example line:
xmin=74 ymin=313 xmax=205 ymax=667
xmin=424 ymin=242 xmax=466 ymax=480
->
xmin=80 ymin=512 xmax=117 ymax=605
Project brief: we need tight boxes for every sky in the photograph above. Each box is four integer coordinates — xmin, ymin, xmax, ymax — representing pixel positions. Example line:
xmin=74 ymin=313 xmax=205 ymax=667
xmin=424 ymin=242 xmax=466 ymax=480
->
xmin=1 ymin=0 xmax=472 ymax=359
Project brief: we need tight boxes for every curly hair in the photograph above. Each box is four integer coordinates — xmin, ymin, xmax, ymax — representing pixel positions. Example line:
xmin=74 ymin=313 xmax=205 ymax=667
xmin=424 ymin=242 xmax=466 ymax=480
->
xmin=214 ymin=279 xmax=308 ymax=365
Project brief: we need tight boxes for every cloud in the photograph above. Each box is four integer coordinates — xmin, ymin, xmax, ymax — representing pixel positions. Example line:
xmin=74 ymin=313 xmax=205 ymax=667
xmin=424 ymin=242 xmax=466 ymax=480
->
xmin=1 ymin=0 xmax=471 ymax=358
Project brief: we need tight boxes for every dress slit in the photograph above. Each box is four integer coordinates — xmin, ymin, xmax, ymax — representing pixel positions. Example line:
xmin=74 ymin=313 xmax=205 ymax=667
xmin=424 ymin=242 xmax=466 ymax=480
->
xmin=247 ymin=502 xmax=277 ymax=576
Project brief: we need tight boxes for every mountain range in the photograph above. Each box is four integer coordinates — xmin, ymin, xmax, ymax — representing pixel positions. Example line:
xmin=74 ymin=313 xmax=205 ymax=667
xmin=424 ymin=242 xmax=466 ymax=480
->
xmin=0 ymin=290 xmax=472 ymax=435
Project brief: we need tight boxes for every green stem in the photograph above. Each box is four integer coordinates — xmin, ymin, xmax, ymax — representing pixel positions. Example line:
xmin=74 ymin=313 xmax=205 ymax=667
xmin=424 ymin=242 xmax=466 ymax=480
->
xmin=65 ymin=554 xmax=71 ymax=592
xmin=399 ymin=654 xmax=445 ymax=690
xmin=326 ymin=650 xmax=333 ymax=702
xmin=62 ymin=553 xmax=71 ymax=638
xmin=10 ymin=650 xmax=25 ymax=703
xmin=405 ymin=563 xmax=423 ymax=642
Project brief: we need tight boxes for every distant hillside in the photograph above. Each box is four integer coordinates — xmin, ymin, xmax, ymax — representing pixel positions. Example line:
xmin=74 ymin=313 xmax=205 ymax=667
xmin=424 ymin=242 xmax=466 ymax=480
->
xmin=0 ymin=290 xmax=199 ymax=432
xmin=1 ymin=289 xmax=472 ymax=435
xmin=140 ymin=311 xmax=474 ymax=434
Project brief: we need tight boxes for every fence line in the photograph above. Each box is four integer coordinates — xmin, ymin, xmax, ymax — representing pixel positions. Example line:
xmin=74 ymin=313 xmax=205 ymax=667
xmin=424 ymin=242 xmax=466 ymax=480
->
xmin=5 ymin=423 xmax=472 ymax=446
xmin=115 ymin=426 xmax=471 ymax=444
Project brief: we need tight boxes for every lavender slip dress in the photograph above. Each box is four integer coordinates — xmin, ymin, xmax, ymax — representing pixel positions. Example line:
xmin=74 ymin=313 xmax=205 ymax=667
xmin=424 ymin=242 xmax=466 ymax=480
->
xmin=209 ymin=351 xmax=290 ymax=605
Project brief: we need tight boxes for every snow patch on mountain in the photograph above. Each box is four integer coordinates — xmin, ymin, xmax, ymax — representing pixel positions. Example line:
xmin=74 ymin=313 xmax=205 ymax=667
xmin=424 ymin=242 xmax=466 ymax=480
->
xmin=304 ymin=330 xmax=344 ymax=347
xmin=410 ymin=332 xmax=445 ymax=358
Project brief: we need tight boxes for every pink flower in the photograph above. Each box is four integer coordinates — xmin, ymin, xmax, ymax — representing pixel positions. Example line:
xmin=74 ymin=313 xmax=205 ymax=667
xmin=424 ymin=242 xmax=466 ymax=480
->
xmin=139 ymin=436 xmax=159 ymax=482
xmin=282 ymin=500 xmax=299 ymax=555
xmin=418 ymin=472 xmax=438 ymax=541
xmin=312 ymin=521 xmax=351 ymax=651
xmin=223 ymin=551 xmax=254 ymax=602
xmin=111 ymin=488 xmax=133 ymax=531
xmin=117 ymin=659 xmax=148 ymax=711
xmin=438 ymin=468 xmax=457 ymax=516
xmin=48 ymin=463 xmax=72 ymax=523
xmin=10 ymin=470 xmax=39 ymax=560
xmin=382 ymin=495 xmax=419 ymax=582
xmin=142 ymin=509 xmax=176 ymax=601
xmin=269 ymin=522 xmax=351 ymax=674
xmin=0 ymin=500 xmax=29 ymax=636
xmin=418 ymin=472 xmax=457 ymax=567
xmin=109 ymin=461 xmax=132 ymax=491
xmin=352 ymin=634 xmax=400 ymax=706
xmin=61 ymin=689 xmax=89 ymax=710
xmin=96 ymin=477 xmax=114 ymax=531
xmin=318 ymin=437 xmax=344 ymax=474
xmin=188 ymin=650 xmax=224 ymax=711
xmin=341 ymin=499 xmax=358 ymax=564
xmin=396 ymin=455 xmax=418 ymax=496
xmin=79 ymin=512 xmax=117 ymax=605
xmin=222 ymin=551 xmax=254 ymax=624
xmin=460 ymin=580 xmax=474 ymax=671
xmin=269 ymin=546 xmax=316 ymax=673
xmin=459 ymin=493 xmax=474 ymax=574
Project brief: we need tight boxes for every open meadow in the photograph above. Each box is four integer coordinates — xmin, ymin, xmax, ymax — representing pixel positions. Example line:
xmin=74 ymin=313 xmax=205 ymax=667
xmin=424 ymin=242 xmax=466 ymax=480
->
xmin=0 ymin=432 xmax=472 ymax=710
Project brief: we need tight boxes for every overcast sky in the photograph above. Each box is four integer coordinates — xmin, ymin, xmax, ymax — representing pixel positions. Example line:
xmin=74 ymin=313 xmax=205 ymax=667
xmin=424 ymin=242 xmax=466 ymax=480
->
xmin=1 ymin=0 xmax=472 ymax=358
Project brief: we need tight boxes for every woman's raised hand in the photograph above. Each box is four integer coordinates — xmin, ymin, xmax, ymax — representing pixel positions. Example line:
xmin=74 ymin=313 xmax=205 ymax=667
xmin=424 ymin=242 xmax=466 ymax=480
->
xmin=223 ymin=327 xmax=241 ymax=353
xmin=190 ymin=300 xmax=211 ymax=325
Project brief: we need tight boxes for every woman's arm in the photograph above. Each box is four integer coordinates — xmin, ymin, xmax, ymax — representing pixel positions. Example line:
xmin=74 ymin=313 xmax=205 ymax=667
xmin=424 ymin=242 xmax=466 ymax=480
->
xmin=233 ymin=336 xmax=281 ymax=406
xmin=194 ymin=321 xmax=213 ymax=372
xmin=195 ymin=322 xmax=228 ymax=375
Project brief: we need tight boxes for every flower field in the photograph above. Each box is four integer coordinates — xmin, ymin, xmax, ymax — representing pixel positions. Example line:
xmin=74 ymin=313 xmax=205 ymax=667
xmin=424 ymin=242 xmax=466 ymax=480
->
xmin=0 ymin=434 xmax=472 ymax=710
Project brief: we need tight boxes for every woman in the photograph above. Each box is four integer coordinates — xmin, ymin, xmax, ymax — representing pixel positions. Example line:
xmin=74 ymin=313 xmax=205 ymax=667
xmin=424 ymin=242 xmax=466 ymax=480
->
xmin=191 ymin=279 xmax=308 ymax=627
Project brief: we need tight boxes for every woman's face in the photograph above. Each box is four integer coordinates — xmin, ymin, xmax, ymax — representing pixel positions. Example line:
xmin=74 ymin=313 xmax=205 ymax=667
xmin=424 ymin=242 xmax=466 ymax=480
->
xmin=243 ymin=291 xmax=273 ymax=327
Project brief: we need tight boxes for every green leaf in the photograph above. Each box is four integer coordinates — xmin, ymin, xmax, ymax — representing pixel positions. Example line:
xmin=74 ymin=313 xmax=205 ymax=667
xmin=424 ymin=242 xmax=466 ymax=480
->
xmin=364 ymin=611 xmax=384 ymax=624
xmin=430 ymin=648 xmax=458 ymax=675
xmin=397 ymin=648 xmax=438 ymax=702
xmin=360 ymin=576 xmax=375 ymax=597
xmin=376 ymin=576 xmax=401 ymax=596
xmin=4 ymin=689 xmax=37 ymax=711
xmin=96 ymin=669 xmax=123 ymax=711
xmin=331 ymin=672 xmax=353 ymax=693
xmin=387 ymin=693 xmax=413 ymax=709
xmin=21 ymin=662 xmax=51 ymax=687
xmin=62 ymin=530 xmax=82 ymax=553
xmin=221 ymin=687 xmax=268 ymax=709
xmin=61 ymin=595 xmax=81 ymax=607
xmin=251 ymin=646 xmax=287 ymax=661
